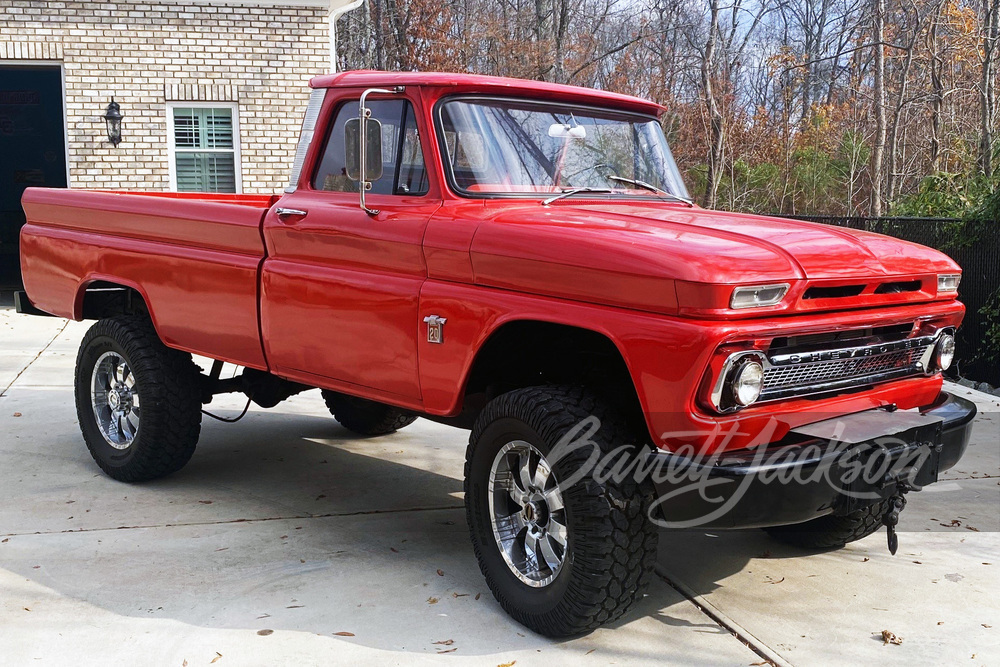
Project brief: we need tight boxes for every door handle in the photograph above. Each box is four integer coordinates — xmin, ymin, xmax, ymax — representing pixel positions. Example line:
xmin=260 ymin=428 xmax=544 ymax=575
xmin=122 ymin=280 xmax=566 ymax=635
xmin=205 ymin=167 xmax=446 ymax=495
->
xmin=275 ymin=207 xmax=308 ymax=219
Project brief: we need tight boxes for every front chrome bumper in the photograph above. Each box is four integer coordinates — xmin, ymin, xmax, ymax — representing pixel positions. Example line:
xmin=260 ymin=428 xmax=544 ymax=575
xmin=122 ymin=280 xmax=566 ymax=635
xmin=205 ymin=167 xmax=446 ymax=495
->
xmin=648 ymin=392 xmax=976 ymax=529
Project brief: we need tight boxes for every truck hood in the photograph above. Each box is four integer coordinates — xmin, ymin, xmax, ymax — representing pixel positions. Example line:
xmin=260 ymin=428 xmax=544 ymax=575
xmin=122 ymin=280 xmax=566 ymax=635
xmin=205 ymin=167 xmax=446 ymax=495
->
xmin=469 ymin=202 xmax=961 ymax=315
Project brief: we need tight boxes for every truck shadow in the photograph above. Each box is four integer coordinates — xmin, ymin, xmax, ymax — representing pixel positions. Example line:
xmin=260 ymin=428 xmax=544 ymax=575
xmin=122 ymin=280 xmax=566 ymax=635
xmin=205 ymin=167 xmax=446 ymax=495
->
xmin=0 ymin=392 xmax=781 ymax=660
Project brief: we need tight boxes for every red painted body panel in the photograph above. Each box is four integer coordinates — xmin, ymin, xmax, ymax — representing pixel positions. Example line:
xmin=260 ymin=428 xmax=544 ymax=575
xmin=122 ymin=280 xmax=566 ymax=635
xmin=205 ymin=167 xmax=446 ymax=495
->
xmin=260 ymin=191 xmax=439 ymax=400
xmin=18 ymin=71 xmax=967 ymax=456
xmin=20 ymin=189 xmax=272 ymax=369
xmin=416 ymin=281 xmax=962 ymax=451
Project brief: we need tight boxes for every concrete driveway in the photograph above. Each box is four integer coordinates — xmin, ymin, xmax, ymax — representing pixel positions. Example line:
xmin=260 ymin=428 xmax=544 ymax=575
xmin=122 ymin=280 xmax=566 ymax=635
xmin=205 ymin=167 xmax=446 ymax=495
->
xmin=2 ymin=309 xmax=998 ymax=666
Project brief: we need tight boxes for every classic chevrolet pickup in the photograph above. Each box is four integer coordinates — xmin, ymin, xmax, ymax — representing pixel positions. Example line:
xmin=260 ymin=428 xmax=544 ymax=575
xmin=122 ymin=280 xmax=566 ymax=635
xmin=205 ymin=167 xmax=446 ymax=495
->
xmin=17 ymin=71 xmax=976 ymax=637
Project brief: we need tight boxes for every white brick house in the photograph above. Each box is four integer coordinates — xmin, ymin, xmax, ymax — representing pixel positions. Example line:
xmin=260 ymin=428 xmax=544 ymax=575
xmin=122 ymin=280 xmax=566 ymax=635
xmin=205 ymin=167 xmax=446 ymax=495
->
xmin=0 ymin=0 xmax=339 ymax=285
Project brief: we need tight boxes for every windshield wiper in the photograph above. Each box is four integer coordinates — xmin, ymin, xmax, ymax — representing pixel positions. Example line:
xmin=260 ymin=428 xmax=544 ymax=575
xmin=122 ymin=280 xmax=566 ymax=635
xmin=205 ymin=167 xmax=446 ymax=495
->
xmin=542 ymin=187 xmax=614 ymax=205
xmin=606 ymin=176 xmax=694 ymax=206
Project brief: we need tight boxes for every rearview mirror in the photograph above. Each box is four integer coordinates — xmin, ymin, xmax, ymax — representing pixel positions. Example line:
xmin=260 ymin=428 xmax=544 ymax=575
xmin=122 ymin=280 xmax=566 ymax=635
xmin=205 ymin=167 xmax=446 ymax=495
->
xmin=345 ymin=117 xmax=384 ymax=183
xmin=548 ymin=123 xmax=586 ymax=140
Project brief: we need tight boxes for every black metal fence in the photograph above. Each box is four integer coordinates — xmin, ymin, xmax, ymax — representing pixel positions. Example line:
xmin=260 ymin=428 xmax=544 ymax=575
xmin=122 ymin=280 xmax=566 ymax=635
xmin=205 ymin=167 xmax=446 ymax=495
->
xmin=778 ymin=215 xmax=999 ymax=387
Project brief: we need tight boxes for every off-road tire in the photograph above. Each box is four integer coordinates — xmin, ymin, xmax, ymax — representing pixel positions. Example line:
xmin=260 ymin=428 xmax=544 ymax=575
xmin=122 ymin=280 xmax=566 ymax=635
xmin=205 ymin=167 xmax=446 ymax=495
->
xmin=75 ymin=316 xmax=202 ymax=482
xmin=465 ymin=385 xmax=658 ymax=637
xmin=321 ymin=390 xmax=417 ymax=436
xmin=763 ymin=497 xmax=894 ymax=549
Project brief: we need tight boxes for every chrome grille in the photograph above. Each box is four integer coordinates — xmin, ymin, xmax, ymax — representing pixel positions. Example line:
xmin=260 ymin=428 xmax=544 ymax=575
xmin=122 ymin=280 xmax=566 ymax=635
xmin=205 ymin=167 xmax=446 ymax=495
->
xmin=758 ymin=333 xmax=941 ymax=402
xmin=763 ymin=346 xmax=930 ymax=391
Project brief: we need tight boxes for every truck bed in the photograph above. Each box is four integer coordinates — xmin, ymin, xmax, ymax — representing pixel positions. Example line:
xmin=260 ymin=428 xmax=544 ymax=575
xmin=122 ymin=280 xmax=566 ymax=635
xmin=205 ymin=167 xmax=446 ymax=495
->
xmin=19 ymin=188 xmax=279 ymax=369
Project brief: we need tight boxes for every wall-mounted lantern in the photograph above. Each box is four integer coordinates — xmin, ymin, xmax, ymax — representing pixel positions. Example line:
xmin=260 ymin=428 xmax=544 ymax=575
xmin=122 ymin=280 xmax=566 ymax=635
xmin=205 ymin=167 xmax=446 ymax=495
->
xmin=102 ymin=97 xmax=123 ymax=147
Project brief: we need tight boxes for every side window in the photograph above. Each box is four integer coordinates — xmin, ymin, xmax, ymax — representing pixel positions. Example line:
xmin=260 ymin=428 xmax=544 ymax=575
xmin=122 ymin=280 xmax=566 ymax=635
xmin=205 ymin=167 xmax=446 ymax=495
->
xmin=312 ymin=99 xmax=428 ymax=196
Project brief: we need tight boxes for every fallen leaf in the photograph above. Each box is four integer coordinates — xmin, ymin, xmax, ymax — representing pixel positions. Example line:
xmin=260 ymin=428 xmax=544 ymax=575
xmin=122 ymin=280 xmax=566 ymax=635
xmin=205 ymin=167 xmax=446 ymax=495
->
xmin=316 ymin=494 xmax=326 ymax=500
xmin=2 ymin=538 xmax=8 ymax=543
xmin=390 ymin=547 xmax=399 ymax=553
xmin=198 ymin=500 xmax=213 ymax=505
xmin=280 ymin=535 xmax=288 ymax=540
xmin=966 ymin=525 xmax=980 ymax=532
xmin=427 ymin=597 xmax=438 ymax=604
xmin=256 ymin=629 xmax=273 ymax=636
xmin=881 ymin=629 xmax=903 ymax=645
xmin=183 ymin=661 xmax=188 ymax=667
xmin=765 ymin=576 xmax=785 ymax=584
xmin=433 ymin=640 xmax=455 ymax=645
xmin=210 ymin=653 xmax=223 ymax=664
xmin=983 ymin=624 xmax=992 ymax=629
xmin=286 ymin=605 xmax=304 ymax=609
xmin=862 ymin=557 xmax=870 ymax=562
xmin=437 ymin=569 xmax=445 ymax=576
xmin=586 ymin=649 xmax=597 ymax=655
xmin=12 ymin=412 xmax=21 ymax=417
xmin=475 ymin=593 xmax=481 ymax=600
xmin=300 ymin=559 xmax=305 ymax=564
xmin=937 ymin=621 xmax=945 ymax=625
xmin=913 ymin=561 xmax=922 ymax=565
xmin=498 ymin=662 xmax=516 ymax=667
xmin=437 ymin=648 xmax=457 ymax=654
xmin=32 ymin=565 xmax=39 ymax=569
xmin=334 ymin=631 xmax=355 ymax=637
xmin=23 ymin=607 xmax=30 ymax=612
xmin=453 ymin=592 xmax=468 ymax=598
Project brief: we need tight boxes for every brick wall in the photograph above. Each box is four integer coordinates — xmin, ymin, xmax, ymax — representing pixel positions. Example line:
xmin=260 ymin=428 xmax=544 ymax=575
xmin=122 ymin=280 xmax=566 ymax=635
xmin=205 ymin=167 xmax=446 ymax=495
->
xmin=0 ymin=1 xmax=330 ymax=193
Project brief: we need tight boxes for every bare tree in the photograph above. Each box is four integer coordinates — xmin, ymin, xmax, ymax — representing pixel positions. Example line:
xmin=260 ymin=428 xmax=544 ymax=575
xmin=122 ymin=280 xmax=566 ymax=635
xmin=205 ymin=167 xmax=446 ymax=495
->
xmin=871 ymin=0 xmax=888 ymax=215
xmin=980 ymin=0 xmax=1000 ymax=175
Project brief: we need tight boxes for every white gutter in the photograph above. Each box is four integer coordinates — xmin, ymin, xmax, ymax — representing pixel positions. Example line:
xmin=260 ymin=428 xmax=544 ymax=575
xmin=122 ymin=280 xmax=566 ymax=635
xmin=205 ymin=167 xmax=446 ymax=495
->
xmin=329 ymin=0 xmax=365 ymax=73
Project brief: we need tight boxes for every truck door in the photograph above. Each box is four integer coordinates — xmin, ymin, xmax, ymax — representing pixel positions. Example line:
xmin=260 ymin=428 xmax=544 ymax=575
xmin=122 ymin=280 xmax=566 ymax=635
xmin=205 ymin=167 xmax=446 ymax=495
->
xmin=261 ymin=94 xmax=437 ymax=404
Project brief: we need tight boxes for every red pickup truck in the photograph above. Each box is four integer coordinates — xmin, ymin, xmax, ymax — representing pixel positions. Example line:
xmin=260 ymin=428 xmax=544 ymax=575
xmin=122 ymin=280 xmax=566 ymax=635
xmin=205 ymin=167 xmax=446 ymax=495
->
xmin=17 ymin=71 xmax=975 ymax=637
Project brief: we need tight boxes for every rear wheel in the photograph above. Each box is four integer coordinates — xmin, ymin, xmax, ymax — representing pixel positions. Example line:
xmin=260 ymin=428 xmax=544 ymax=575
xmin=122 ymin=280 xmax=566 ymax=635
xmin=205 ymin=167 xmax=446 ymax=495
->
xmin=763 ymin=498 xmax=893 ymax=549
xmin=74 ymin=317 xmax=202 ymax=482
xmin=465 ymin=385 xmax=657 ymax=637
xmin=321 ymin=390 xmax=417 ymax=436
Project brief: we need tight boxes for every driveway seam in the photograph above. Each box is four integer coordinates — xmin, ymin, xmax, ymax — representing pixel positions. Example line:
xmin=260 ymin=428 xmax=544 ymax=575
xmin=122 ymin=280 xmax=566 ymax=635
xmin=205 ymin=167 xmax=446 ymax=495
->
xmin=655 ymin=564 xmax=794 ymax=667
xmin=0 ymin=503 xmax=465 ymax=538
xmin=0 ymin=319 xmax=69 ymax=398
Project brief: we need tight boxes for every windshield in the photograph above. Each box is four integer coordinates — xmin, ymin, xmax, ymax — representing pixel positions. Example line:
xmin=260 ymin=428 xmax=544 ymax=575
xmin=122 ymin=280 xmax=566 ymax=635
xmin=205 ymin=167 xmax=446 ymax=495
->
xmin=437 ymin=98 xmax=689 ymax=200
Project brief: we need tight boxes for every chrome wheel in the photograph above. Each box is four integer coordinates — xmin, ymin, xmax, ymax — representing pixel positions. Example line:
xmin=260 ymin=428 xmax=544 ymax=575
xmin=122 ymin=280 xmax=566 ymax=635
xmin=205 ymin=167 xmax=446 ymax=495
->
xmin=488 ymin=440 xmax=568 ymax=587
xmin=90 ymin=351 xmax=140 ymax=449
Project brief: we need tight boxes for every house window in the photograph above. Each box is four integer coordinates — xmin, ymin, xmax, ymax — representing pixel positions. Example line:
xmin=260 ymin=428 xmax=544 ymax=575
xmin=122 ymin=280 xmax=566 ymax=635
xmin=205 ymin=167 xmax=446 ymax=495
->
xmin=167 ymin=103 xmax=240 ymax=192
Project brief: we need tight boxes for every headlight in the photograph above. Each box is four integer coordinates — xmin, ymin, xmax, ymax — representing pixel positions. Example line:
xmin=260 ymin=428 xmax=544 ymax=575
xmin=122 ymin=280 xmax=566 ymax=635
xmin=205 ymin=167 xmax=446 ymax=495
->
xmin=731 ymin=359 xmax=765 ymax=406
xmin=730 ymin=283 xmax=789 ymax=309
xmin=937 ymin=274 xmax=961 ymax=294
xmin=935 ymin=333 xmax=955 ymax=371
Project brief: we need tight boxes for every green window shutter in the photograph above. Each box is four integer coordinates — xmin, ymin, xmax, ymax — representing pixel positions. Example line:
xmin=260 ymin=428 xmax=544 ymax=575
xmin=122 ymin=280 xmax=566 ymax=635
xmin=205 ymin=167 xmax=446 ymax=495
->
xmin=173 ymin=107 xmax=237 ymax=192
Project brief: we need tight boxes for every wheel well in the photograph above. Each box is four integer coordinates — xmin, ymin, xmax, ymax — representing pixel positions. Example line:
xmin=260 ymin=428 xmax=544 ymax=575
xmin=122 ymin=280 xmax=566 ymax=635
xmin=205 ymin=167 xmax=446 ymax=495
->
xmin=79 ymin=281 xmax=150 ymax=320
xmin=460 ymin=321 xmax=646 ymax=437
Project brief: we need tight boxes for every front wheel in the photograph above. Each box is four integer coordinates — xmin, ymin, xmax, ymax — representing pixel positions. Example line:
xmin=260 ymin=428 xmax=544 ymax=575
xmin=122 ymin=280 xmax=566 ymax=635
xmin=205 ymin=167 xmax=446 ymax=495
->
xmin=74 ymin=317 xmax=202 ymax=482
xmin=465 ymin=386 xmax=658 ymax=637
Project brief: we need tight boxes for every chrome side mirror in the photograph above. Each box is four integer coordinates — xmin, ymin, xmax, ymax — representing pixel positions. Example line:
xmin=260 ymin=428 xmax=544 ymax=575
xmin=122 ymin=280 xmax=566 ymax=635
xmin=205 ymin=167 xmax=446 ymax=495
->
xmin=345 ymin=116 xmax=384 ymax=183
xmin=348 ymin=86 xmax=405 ymax=216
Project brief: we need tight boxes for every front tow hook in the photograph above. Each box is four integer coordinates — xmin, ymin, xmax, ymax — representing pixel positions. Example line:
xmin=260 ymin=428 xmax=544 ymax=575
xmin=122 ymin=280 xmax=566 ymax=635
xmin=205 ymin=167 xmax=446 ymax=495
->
xmin=882 ymin=483 xmax=911 ymax=555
